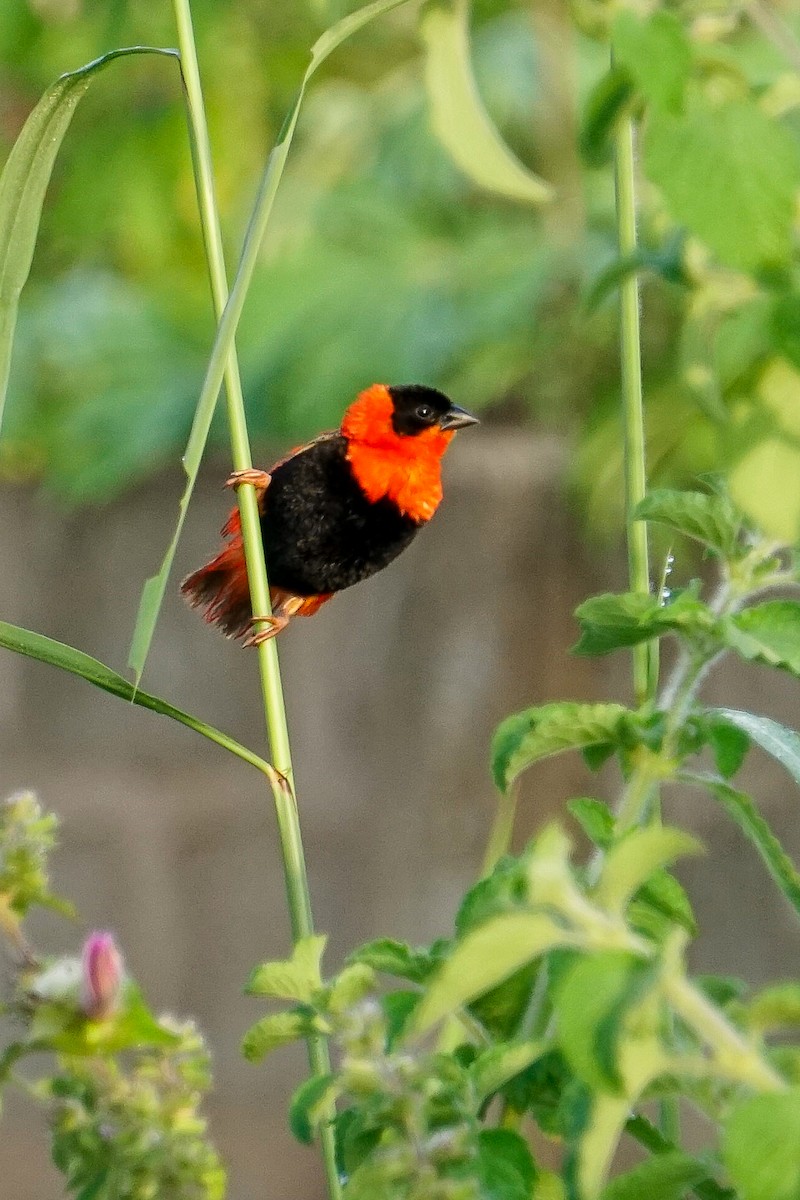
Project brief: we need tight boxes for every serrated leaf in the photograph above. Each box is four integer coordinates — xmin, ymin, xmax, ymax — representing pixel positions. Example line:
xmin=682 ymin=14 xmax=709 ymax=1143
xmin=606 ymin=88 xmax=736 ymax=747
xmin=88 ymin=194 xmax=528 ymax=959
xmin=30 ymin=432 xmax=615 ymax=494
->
xmin=492 ymin=703 xmax=630 ymax=793
xmin=594 ymin=826 xmax=701 ymax=917
xmin=612 ymin=11 xmax=691 ymax=114
xmin=477 ymin=1128 xmax=536 ymax=1200
xmin=634 ymin=489 xmax=742 ymax=558
xmin=241 ymin=1009 xmax=317 ymax=1062
xmin=347 ymin=938 xmax=437 ymax=984
xmin=723 ymin=1089 xmax=800 ymax=1200
xmin=289 ymin=1073 xmax=339 ymax=1145
xmin=580 ymin=66 xmax=635 ymax=167
xmin=602 ymin=1152 xmax=709 ymax=1200
xmin=420 ymin=0 xmax=552 ymax=205
xmin=554 ymin=952 xmax=653 ymax=1093
xmin=0 ymin=47 xmax=178 ymax=435
xmin=724 ymin=602 xmax=800 ymax=676
xmin=568 ymin=798 xmax=615 ymax=848
xmin=245 ymin=935 xmax=327 ymax=1003
xmin=713 ymin=709 xmax=800 ymax=789
xmin=573 ymin=589 xmax=712 ymax=657
xmin=0 ymin=620 xmax=275 ymax=781
xmin=687 ymin=773 xmax=800 ymax=917
xmin=411 ymin=912 xmax=575 ymax=1036
xmin=470 ymin=1040 xmax=544 ymax=1102
xmin=645 ymin=97 xmax=800 ymax=271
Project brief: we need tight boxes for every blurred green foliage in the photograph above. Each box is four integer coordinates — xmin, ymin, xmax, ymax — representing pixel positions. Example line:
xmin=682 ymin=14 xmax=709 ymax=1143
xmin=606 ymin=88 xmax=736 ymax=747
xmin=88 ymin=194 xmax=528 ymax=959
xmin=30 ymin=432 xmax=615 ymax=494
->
xmin=2 ymin=0 xmax=800 ymax=541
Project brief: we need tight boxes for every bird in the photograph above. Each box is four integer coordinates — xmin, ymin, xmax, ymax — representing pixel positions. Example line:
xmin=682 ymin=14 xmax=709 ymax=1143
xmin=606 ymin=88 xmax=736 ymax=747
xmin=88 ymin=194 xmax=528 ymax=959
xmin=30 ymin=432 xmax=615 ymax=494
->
xmin=181 ymin=383 xmax=479 ymax=645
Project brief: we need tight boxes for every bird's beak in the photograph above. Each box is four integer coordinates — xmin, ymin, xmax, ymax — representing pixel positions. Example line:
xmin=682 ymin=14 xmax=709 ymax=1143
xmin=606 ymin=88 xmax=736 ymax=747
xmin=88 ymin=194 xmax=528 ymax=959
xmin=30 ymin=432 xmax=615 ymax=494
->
xmin=439 ymin=405 xmax=480 ymax=431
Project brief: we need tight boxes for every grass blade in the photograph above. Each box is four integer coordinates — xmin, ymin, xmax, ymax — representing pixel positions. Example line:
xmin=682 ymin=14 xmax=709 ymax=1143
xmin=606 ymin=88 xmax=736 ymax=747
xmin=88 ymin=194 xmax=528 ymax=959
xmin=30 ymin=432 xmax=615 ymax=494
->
xmin=129 ymin=0 xmax=413 ymax=681
xmin=0 ymin=46 xmax=179 ymax=437
xmin=0 ymin=620 xmax=276 ymax=781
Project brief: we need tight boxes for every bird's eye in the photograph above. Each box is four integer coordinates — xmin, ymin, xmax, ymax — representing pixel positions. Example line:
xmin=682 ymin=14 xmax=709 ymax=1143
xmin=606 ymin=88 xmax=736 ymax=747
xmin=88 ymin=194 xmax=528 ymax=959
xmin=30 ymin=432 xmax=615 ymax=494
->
xmin=415 ymin=404 xmax=434 ymax=421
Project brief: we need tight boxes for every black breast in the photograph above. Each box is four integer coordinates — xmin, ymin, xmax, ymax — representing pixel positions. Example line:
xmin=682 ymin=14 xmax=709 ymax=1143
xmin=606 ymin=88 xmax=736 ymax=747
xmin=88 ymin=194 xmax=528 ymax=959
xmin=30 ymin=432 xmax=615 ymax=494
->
xmin=261 ymin=434 xmax=421 ymax=595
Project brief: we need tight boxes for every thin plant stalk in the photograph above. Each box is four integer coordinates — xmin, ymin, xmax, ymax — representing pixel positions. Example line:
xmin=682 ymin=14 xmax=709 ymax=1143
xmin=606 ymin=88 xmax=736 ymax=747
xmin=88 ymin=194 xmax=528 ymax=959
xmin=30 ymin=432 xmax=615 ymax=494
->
xmin=170 ymin=3 xmax=340 ymax=1196
xmin=612 ymin=104 xmax=654 ymax=709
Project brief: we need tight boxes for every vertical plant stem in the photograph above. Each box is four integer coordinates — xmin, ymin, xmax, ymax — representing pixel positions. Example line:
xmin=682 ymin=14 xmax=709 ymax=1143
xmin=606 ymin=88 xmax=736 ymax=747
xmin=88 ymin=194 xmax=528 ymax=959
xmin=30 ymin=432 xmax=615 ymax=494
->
xmin=171 ymin=5 xmax=340 ymax=1196
xmin=613 ymin=101 xmax=654 ymax=708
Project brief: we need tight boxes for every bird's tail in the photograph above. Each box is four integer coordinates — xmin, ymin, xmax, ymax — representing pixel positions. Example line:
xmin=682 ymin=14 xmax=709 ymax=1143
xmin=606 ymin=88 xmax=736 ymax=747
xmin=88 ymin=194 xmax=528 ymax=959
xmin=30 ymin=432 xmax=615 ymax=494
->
xmin=181 ymin=534 xmax=253 ymax=640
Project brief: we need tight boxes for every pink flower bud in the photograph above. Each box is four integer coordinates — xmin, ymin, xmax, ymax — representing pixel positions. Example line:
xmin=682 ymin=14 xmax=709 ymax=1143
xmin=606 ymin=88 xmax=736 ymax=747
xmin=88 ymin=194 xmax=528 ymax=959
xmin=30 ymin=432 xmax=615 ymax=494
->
xmin=81 ymin=932 xmax=123 ymax=1019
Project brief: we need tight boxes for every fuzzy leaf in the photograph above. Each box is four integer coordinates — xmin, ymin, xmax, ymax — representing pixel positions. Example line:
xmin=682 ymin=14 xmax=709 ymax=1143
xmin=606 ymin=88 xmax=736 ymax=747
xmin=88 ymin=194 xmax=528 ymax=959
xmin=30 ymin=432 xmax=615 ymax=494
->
xmin=688 ymin=773 xmax=800 ymax=917
xmin=594 ymin=826 xmax=701 ymax=917
xmin=580 ymin=66 xmax=635 ymax=167
xmin=612 ymin=11 xmax=691 ymax=114
xmin=724 ymin=602 xmax=800 ymax=677
xmin=568 ymin=798 xmax=615 ymax=848
xmin=421 ymin=0 xmax=552 ymax=205
xmin=633 ymin=489 xmax=742 ymax=558
xmin=470 ymin=1040 xmax=544 ymax=1102
xmin=347 ymin=938 xmax=439 ymax=984
xmin=602 ymin=1152 xmax=709 ymax=1200
xmin=241 ymin=1009 xmax=318 ymax=1062
xmin=573 ymin=589 xmax=712 ymax=657
xmin=492 ymin=703 xmax=630 ymax=792
xmin=723 ymin=1090 xmax=800 ymax=1200
xmin=327 ymin=964 xmax=376 ymax=1014
xmin=713 ymin=709 xmax=800 ymax=788
xmin=411 ymin=912 xmax=574 ymax=1036
xmin=644 ymin=97 xmax=800 ymax=271
xmin=554 ymin=952 xmax=652 ymax=1092
xmin=289 ymin=1073 xmax=339 ymax=1145
xmin=477 ymin=1129 xmax=536 ymax=1200
xmin=244 ymin=935 xmax=327 ymax=1003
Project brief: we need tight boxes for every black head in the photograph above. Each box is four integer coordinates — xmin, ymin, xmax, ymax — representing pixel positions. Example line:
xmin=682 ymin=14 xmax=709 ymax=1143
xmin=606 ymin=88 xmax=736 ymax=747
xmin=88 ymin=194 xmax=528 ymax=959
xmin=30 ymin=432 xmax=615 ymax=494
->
xmin=387 ymin=384 xmax=479 ymax=437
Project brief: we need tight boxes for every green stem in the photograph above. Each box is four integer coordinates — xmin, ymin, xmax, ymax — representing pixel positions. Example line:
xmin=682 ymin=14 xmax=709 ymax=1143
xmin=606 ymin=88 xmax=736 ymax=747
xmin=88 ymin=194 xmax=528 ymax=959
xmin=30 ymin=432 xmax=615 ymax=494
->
xmin=613 ymin=98 xmax=653 ymax=708
xmin=170 ymin=5 xmax=340 ymax=1196
xmin=481 ymin=786 xmax=519 ymax=876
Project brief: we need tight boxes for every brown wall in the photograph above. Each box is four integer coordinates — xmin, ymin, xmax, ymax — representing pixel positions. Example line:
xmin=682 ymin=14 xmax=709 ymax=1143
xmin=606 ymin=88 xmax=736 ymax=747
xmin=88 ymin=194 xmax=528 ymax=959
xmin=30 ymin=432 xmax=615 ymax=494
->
xmin=1 ymin=432 xmax=799 ymax=1199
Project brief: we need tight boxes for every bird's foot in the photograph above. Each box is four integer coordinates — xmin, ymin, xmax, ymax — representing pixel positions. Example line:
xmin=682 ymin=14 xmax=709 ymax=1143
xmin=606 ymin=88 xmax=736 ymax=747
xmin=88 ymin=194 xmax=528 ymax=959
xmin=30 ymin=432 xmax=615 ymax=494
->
xmin=225 ymin=469 xmax=272 ymax=493
xmin=242 ymin=614 xmax=289 ymax=647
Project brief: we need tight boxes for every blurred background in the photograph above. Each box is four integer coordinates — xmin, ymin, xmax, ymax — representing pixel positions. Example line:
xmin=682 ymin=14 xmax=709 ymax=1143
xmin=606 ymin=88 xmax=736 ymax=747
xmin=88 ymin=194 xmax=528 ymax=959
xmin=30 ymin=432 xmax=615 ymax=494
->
xmin=3 ymin=0 xmax=800 ymax=1195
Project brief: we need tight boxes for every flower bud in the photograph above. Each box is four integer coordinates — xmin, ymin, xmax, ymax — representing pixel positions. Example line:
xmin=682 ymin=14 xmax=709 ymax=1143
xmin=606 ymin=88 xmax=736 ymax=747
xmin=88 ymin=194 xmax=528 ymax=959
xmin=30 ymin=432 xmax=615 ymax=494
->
xmin=81 ymin=931 xmax=123 ymax=1019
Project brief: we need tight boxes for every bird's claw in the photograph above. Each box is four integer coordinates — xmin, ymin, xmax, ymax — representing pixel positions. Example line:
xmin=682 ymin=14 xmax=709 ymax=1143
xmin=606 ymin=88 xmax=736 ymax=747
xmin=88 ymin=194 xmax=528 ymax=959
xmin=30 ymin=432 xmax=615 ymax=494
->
xmin=225 ymin=469 xmax=272 ymax=492
xmin=242 ymin=614 xmax=289 ymax=647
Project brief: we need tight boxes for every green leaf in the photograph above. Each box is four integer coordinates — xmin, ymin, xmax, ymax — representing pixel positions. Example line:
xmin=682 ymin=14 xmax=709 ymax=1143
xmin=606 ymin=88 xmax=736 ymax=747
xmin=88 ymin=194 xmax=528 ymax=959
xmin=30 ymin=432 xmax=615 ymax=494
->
xmin=492 ymin=703 xmax=630 ymax=792
xmin=713 ymin=709 xmax=800 ymax=788
xmin=411 ymin=912 xmax=575 ymax=1036
xmin=571 ymin=1092 xmax=638 ymax=1200
xmin=687 ymin=773 xmax=800 ymax=917
xmin=746 ymin=983 xmax=800 ymax=1033
xmin=347 ymin=938 xmax=439 ymax=984
xmin=0 ymin=620 xmax=274 ymax=780
xmin=381 ymin=991 xmax=420 ymax=1047
xmin=245 ymin=935 xmax=327 ymax=1003
xmin=612 ymin=11 xmax=691 ymax=114
xmin=580 ymin=66 xmax=635 ymax=167
xmin=594 ymin=826 xmax=701 ymax=917
xmin=724 ymin=602 xmax=800 ymax=676
xmin=602 ymin=1152 xmax=709 ymax=1200
xmin=241 ymin=1009 xmax=318 ymax=1063
xmin=420 ymin=0 xmax=552 ymax=205
xmin=554 ymin=952 xmax=653 ymax=1092
xmin=573 ymin=589 xmax=712 ymax=657
xmin=128 ymin=0 xmax=415 ymax=681
xmin=0 ymin=47 xmax=178 ymax=436
xmin=633 ymin=869 xmax=697 ymax=938
xmin=327 ymin=963 xmax=376 ymax=1014
xmin=703 ymin=716 xmax=750 ymax=780
xmin=633 ymin=489 xmax=742 ymax=558
xmin=644 ymin=98 xmax=800 ymax=272
xmin=723 ymin=1089 xmax=800 ymax=1200
xmin=289 ymin=1073 xmax=339 ymax=1145
xmin=477 ymin=1128 xmax=537 ymax=1200
xmin=470 ymin=1040 xmax=545 ymax=1102
xmin=568 ymin=798 xmax=615 ymax=849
